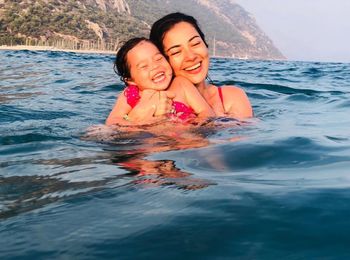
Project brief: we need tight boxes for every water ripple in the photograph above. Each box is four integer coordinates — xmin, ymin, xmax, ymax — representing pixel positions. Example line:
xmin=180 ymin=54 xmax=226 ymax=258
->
xmin=2 ymin=50 xmax=350 ymax=258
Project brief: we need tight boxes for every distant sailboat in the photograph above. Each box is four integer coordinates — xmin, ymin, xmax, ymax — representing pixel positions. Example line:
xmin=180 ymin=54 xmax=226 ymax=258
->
xmin=213 ymin=35 xmax=216 ymax=57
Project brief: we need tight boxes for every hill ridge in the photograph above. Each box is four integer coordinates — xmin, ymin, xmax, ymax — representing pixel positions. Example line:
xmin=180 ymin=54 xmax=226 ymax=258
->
xmin=0 ymin=0 xmax=285 ymax=59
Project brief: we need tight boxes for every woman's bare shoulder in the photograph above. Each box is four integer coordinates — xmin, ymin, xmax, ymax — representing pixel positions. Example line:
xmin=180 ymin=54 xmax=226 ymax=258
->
xmin=171 ymin=75 xmax=193 ymax=86
xmin=169 ymin=76 xmax=195 ymax=93
xmin=219 ymin=85 xmax=253 ymax=117
xmin=221 ymin=84 xmax=247 ymax=95
xmin=203 ymin=84 xmax=245 ymax=99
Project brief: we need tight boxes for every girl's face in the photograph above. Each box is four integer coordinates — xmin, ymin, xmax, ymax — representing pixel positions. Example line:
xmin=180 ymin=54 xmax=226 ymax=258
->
xmin=163 ymin=22 xmax=209 ymax=86
xmin=127 ymin=41 xmax=173 ymax=91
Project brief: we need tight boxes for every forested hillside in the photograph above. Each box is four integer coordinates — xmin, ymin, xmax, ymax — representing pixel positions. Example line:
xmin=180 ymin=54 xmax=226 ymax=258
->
xmin=0 ymin=0 xmax=285 ymax=59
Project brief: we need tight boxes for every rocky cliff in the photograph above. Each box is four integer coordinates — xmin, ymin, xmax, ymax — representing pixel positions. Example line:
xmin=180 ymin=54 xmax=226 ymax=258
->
xmin=0 ymin=0 xmax=285 ymax=59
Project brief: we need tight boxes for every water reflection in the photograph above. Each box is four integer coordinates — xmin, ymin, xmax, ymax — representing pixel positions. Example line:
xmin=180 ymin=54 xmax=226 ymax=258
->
xmin=0 ymin=116 xmax=245 ymax=220
xmin=90 ymin=122 xmax=217 ymax=190
xmin=90 ymin=119 xmax=247 ymax=189
xmin=0 ymin=122 xmax=212 ymax=219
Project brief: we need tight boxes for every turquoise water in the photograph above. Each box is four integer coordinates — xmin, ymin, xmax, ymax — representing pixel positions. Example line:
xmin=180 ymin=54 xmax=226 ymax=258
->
xmin=1 ymin=50 xmax=350 ymax=259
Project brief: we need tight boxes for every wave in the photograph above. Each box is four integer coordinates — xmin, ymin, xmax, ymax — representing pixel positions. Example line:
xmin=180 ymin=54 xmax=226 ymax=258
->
xmin=152 ymin=136 xmax=350 ymax=173
xmin=0 ymin=133 xmax=69 ymax=146
xmin=231 ymin=81 xmax=346 ymax=97
xmin=0 ymin=105 xmax=78 ymax=122
xmin=2 ymin=52 xmax=350 ymax=227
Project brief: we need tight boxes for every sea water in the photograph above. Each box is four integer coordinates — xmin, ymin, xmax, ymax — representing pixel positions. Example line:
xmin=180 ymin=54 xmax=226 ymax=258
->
xmin=1 ymin=50 xmax=350 ymax=259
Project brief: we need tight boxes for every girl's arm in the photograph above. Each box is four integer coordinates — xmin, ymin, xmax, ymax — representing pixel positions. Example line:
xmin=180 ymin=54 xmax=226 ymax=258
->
xmin=105 ymin=91 xmax=132 ymax=126
xmin=171 ymin=76 xmax=215 ymax=117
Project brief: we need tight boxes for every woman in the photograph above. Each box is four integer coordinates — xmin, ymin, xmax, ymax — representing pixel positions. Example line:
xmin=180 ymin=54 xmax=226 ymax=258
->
xmin=150 ymin=12 xmax=253 ymax=118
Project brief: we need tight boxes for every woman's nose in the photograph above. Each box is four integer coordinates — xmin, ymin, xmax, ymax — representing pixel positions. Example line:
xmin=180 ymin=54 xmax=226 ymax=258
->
xmin=183 ymin=48 xmax=196 ymax=61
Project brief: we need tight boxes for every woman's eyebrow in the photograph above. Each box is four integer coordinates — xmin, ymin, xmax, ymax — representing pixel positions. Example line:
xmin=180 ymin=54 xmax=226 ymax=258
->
xmin=189 ymin=35 xmax=200 ymax=42
xmin=166 ymin=36 xmax=200 ymax=52
xmin=166 ymin=45 xmax=180 ymax=53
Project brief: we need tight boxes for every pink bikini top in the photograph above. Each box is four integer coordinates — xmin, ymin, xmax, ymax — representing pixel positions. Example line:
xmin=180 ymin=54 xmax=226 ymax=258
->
xmin=124 ymin=85 xmax=195 ymax=121
xmin=218 ymin=86 xmax=224 ymax=105
xmin=171 ymin=101 xmax=195 ymax=121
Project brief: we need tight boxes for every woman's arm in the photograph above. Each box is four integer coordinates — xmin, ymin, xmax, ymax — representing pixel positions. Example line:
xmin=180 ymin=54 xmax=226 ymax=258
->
xmin=222 ymin=86 xmax=253 ymax=118
xmin=106 ymin=88 xmax=176 ymax=126
xmin=127 ymin=89 xmax=174 ymax=122
xmin=171 ymin=76 xmax=215 ymax=117
xmin=153 ymin=90 xmax=175 ymax=116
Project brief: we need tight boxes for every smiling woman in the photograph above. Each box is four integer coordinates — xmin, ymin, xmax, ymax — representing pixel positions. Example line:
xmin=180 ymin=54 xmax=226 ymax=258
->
xmin=150 ymin=12 xmax=253 ymax=118
xmin=163 ymin=22 xmax=210 ymax=86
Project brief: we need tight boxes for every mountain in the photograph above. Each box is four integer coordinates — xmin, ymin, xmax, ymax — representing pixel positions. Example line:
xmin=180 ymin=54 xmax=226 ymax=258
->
xmin=0 ymin=0 xmax=285 ymax=60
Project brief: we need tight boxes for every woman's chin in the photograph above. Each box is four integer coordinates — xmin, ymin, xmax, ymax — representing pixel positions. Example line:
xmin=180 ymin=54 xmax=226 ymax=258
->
xmin=184 ymin=73 xmax=206 ymax=85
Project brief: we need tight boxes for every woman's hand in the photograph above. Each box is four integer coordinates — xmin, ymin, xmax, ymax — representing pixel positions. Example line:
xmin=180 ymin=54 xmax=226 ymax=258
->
xmin=154 ymin=91 xmax=175 ymax=116
xmin=127 ymin=90 xmax=175 ymax=123
xmin=127 ymin=89 xmax=158 ymax=121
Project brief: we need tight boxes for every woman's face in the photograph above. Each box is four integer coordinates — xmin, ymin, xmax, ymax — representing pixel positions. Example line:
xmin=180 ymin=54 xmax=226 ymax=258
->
xmin=162 ymin=22 xmax=209 ymax=85
xmin=127 ymin=41 xmax=173 ymax=91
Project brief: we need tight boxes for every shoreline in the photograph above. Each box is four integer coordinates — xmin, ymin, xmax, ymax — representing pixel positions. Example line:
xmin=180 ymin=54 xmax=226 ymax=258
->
xmin=0 ymin=44 xmax=291 ymax=62
xmin=0 ymin=45 xmax=255 ymax=60
xmin=0 ymin=45 xmax=117 ymax=55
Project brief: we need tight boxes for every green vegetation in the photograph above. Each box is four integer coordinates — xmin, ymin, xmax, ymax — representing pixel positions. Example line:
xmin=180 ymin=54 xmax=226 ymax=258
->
xmin=0 ymin=0 xmax=284 ymax=59
xmin=0 ymin=0 xmax=149 ymax=50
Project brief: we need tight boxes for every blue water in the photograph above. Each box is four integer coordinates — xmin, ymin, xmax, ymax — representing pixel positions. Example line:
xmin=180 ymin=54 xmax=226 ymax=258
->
xmin=1 ymin=50 xmax=350 ymax=259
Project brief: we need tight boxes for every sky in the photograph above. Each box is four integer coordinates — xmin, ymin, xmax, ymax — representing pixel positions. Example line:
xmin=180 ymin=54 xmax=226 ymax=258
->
xmin=235 ymin=0 xmax=350 ymax=63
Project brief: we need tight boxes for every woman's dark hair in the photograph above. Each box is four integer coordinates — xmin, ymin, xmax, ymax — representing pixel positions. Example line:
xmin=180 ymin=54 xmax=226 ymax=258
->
xmin=150 ymin=12 xmax=209 ymax=56
xmin=114 ymin=37 xmax=150 ymax=84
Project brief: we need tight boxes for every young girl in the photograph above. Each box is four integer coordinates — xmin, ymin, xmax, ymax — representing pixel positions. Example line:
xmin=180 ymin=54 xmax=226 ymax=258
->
xmin=105 ymin=37 xmax=214 ymax=126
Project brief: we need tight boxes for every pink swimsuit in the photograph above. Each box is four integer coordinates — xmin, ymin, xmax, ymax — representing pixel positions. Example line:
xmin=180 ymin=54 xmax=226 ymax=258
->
xmin=171 ymin=101 xmax=195 ymax=121
xmin=124 ymin=85 xmax=195 ymax=121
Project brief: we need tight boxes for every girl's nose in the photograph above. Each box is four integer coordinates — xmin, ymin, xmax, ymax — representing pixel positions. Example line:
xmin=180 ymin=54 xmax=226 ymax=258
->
xmin=151 ymin=62 xmax=160 ymax=70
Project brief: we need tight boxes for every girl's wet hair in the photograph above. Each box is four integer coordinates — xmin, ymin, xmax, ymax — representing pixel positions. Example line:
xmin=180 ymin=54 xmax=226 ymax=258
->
xmin=114 ymin=37 xmax=151 ymax=84
xmin=150 ymin=12 xmax=209 ymax=56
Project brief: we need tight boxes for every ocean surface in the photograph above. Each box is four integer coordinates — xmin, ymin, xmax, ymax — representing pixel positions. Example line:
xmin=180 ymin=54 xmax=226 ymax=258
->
xmin=1 ymin=50 xmax=350 ymax=259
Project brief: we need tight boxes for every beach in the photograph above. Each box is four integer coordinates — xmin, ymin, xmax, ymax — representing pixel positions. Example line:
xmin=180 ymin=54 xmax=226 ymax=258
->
xmin=0 ymin=45 xmax=117 ymax=55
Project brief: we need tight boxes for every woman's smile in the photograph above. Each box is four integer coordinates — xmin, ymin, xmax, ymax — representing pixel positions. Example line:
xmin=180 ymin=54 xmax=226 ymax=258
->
xmin=183 ymin=61 xmax=202 ymax=73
